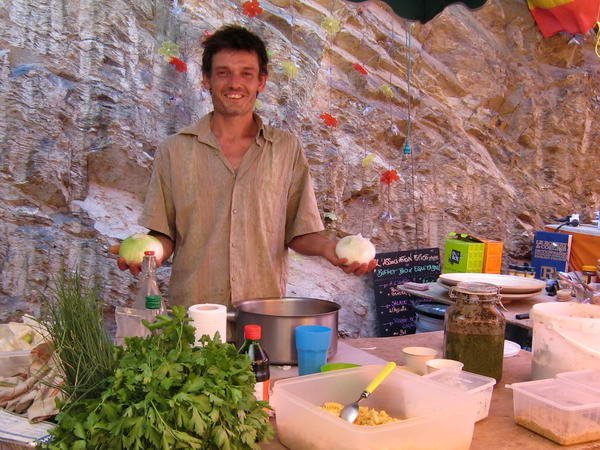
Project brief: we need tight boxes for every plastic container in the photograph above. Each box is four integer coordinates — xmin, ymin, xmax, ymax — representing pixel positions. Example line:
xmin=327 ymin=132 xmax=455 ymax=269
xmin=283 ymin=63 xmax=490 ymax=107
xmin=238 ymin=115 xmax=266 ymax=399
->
xmin=530 ymin=302 xmax=600 ymax=379
xmin=271 ymin=364 xmax=477 ymax=450
xmin=557 ymin=369 xmax=600 ymax=393
xmin=424 ymin=369 xmax=496 ymax=421
xmin=509 ymin=378 xmax=600 ymax=445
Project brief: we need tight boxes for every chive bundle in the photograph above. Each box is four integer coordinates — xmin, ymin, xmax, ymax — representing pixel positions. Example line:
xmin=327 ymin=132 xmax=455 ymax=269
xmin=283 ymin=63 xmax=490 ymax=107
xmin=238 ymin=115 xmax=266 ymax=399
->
xmin=39 ymin=269 xmax=116 ymax=401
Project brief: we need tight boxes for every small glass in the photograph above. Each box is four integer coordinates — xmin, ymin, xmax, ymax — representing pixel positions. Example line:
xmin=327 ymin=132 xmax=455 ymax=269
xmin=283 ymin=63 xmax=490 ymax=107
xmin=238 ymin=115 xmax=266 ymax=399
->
xmin=444 ymin=282 xmax=506 ymax=382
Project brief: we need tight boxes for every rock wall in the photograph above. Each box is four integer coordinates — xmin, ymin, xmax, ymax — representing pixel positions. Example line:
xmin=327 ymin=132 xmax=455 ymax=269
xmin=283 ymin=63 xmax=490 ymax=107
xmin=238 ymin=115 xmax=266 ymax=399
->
xmin=1 ymin=0 xmax=598 ymax=336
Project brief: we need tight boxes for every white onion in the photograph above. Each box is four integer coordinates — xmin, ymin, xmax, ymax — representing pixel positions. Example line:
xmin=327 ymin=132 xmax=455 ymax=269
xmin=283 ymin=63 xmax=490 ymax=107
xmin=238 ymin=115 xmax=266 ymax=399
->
xmin=335 ymin=234 xmax=376 ymax=265
xmin=119 ymin=233 xmax=164 ymax=265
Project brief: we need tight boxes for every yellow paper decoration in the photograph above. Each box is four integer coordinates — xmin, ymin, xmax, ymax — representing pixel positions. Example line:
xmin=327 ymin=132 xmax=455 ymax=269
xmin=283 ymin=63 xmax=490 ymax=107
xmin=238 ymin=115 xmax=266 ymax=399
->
xmin=361 ymin=153 xmax=376 ymax=167
xmin=159 ymin=41 xmax=180 ymax=62
xmin=321 ymin=17 xmax=341 ymax=35
xmin=379 ymin=83 xmax=394 ymax=98
xmin=596 ymin=22 xmax=600 ymax=58
xmin=254 ymin=99 xmax=263 ymax=110
xmin=281 ymin=60 xmax=299 ymax=78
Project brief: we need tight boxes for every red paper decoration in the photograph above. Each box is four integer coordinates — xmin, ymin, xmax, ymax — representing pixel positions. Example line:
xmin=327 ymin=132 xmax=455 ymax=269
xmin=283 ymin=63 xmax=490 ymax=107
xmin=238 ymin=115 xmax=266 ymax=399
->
xmin=353 ymin=63 xmax=368 ymax=75
xmin=169 ymin=57 xmax=188 ymax=72
xmin=380 ymin=169 xmax=400 ymax=185
xmin=243 ymin=0 xmax=263 ymax=17
xmin=320 ymin=112 xmax=338 ymax=127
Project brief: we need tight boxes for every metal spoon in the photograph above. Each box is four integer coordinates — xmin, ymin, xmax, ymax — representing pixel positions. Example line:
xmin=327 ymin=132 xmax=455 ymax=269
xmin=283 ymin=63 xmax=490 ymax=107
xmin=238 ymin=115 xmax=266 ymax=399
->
xmin=340 ymin=362 xmax=397 ymax=423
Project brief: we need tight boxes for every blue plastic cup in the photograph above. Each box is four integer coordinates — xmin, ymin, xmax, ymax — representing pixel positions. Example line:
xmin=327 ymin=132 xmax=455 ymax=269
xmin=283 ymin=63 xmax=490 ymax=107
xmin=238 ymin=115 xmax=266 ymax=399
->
xmin=295 ymin=325 xmax=332 ymax=376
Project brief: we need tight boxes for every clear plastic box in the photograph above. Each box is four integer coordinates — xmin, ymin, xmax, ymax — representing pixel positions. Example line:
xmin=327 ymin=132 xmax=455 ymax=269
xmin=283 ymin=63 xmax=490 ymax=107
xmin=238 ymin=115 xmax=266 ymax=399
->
xmin=424 ymin=369 xmax=496 ymax=421
xmin=557 ymin=369 xmax=600 ymax=393
xmin=509 ymin=378 xmax=600 ymax=445
xmin=271 ymin=364 xmax=477 ymax=450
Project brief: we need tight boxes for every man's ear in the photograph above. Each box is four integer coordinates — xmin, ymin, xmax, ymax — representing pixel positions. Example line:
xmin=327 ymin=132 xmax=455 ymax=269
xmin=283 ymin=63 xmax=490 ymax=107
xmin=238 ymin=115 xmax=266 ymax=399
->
xmin=257 ymin=73 xmax=268 ymax=93
xmin=202 ymin=73 xmax=211 ymax=90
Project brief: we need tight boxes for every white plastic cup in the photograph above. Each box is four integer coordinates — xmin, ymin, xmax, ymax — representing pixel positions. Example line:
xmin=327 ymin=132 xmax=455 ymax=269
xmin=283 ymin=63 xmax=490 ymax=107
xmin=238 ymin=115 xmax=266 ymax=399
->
xmin=402 ymin=346 xmax=438 ymax=375
xmin=426 ymin=358 xmax=464 ymax=374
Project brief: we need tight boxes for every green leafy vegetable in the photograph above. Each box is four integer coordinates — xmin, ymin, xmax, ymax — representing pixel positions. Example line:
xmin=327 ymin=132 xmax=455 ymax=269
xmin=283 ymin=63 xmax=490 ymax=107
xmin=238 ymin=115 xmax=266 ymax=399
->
xmin=39 ymin=269 xmax=116 ymax=401
xmin=46 ymin=306 xmax=273 ymax=450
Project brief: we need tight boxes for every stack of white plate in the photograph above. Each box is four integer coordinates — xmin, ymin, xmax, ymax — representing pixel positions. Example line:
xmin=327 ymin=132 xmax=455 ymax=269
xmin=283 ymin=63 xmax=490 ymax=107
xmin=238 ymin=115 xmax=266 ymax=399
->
xmin=437 ymin=273 xmax=547 ymax=303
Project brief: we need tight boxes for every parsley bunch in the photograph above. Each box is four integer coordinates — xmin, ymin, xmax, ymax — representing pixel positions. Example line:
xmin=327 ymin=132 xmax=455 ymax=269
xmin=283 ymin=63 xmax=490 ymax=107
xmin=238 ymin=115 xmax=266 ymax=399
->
xmin=46 ymin=306 xmax=273 ymax=450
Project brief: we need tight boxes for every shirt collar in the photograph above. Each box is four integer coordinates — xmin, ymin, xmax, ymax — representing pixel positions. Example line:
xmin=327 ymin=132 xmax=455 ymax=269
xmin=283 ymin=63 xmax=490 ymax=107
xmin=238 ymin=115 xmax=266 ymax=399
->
xmin=177 ymin=112 xmax=274 ymax=147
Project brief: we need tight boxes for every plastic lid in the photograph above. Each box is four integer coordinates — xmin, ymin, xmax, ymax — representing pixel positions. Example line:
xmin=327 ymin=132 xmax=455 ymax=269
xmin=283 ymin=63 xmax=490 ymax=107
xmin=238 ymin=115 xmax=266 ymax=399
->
xmin=144 ymin=251 xmax=155 ymax=256
xmin=145 ymin=295 xmax=162 ymax=309
xmin=582 ymin=265 xmax=596 ymax=271
xmin=244 ymin=324 xmax=261 ymax=340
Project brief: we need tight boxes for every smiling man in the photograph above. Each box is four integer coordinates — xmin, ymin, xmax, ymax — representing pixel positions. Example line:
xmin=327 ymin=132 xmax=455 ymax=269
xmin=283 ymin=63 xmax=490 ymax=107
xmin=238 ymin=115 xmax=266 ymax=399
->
xmin=120 ymin=25 xmax=376 ymax=309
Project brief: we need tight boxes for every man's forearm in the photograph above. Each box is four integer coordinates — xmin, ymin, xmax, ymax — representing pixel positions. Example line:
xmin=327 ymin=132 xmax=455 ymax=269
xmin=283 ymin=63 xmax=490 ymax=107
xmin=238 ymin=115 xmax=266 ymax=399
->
xmin=149 ymin=230 xmax=175 ymax=264
xmin=288 ymin=232 xmax=336 ymax=260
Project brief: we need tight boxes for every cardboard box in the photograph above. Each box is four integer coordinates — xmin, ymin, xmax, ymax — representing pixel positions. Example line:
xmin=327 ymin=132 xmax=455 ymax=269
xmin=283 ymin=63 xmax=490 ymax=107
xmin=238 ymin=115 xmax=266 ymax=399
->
xmin=444 ymin=234 xmax=503 ymax=274
xmin=444 ymin=234 xmax=485 ymax=273
xmin=480 ymin=239 xmax=503 ymax=274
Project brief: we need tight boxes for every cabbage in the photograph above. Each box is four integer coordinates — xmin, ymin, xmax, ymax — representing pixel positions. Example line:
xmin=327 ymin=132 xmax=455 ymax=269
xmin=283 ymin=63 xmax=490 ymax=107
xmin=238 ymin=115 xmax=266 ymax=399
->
xmin=335 ymin=234 xmax=376 ymax=265
xmin=119 ymin=233 xmax=164 ymax=265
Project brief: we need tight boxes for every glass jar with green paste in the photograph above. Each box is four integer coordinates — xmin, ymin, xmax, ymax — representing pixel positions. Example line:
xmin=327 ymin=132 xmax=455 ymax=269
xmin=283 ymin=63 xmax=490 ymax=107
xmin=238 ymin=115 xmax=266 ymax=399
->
xmin=444 ymin=281 xmax=506 ymax=382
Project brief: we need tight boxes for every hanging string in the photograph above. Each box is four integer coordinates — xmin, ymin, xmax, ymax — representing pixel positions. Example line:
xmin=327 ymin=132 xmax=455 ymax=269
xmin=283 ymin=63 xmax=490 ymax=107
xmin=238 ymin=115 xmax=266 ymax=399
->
xmin=405 ymin=22 xmax=419 ymax=249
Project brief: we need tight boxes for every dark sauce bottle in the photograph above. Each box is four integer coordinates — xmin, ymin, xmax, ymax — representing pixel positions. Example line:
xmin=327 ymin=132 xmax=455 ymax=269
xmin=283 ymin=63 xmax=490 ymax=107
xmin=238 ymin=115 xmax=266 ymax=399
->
xmin=238 ymin=324 xmax=270 ymax=402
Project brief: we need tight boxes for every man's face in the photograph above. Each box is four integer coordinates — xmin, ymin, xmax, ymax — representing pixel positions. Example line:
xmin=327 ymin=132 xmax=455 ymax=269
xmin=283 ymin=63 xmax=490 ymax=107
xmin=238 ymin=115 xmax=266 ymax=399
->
xmin=203 ymin=49 xmax=267 ymax=118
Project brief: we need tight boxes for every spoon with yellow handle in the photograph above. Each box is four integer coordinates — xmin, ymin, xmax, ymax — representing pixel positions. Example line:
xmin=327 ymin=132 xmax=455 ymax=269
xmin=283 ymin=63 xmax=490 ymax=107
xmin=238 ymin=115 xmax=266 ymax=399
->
xmin=340 ymin=362 xmax=397 ymax=423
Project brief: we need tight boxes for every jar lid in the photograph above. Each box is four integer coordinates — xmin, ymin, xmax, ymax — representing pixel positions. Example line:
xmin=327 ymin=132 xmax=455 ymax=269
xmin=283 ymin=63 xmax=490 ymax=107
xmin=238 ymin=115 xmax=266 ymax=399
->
xmin=452 ymin=281 xmax=500 ymax=296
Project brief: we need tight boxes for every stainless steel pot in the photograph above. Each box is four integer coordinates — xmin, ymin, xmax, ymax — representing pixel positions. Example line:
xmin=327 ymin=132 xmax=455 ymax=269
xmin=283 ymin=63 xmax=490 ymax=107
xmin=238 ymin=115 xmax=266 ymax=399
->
xmin=228 ymin=297 xmax=340 ymax=365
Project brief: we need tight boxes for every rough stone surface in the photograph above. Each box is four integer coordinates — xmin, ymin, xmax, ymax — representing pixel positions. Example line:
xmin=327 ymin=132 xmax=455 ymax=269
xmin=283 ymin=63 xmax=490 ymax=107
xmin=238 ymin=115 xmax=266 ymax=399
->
xmin=1 ymin=0 xmax=599 ymax=336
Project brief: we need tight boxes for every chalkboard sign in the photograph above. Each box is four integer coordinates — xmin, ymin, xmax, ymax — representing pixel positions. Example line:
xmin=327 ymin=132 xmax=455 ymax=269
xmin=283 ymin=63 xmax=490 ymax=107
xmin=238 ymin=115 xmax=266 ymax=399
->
xmin=373 ymin=248 xmax=441 ymax=337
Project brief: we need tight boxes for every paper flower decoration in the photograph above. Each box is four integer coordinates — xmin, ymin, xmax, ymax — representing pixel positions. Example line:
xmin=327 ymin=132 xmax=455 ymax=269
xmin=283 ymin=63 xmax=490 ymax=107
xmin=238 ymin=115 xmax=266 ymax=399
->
xmin=362 ymin=153 xmax=376 ymax=167
xmin=159 ymin=41 xmax=180 ymax=62
xmin=254 ymin=99 xmax=263 ymax=110
xmin=242 ymin=0 xmax=263 ymax=17
xmin=403 ymin=142 xmax=411 ymax=155
xmin=281 ymin=60 xmax=299 ymax=78
xmin=320 ymin=112 xmax=338 ymax=127
xmin=169 ymin=57 xmax=187 ymax=72
xmin=353 ymin=63 xmax=368 ymax=75
xmin=380 ymin=169 xmax=400 ymax=185
xmin=321 ymin=17 xmax=341 ymax=35
xmin=379 ymin=83 xmax=394 ymax=99
xmin=203 ymin=30 xmax=214 ymax=40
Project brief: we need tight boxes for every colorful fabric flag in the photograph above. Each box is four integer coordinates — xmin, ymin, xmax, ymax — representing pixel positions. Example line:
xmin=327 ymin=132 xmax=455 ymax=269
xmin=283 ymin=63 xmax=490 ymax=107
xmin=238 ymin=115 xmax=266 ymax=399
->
xmin=527 ymin=0 xmax=600 ymax=37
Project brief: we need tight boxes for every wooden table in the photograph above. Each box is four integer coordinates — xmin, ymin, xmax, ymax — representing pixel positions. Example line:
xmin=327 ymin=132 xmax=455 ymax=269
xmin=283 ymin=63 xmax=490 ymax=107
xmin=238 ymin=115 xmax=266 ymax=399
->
xmin=263 ymin=332 xmax=600 ymax=450
xmin=399 ymin=282 xmax=558 ymax=329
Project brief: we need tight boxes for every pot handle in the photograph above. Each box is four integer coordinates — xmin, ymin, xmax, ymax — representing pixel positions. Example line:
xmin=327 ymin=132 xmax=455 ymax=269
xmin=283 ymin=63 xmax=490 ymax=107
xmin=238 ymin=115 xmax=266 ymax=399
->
xmin=226 ymin=309 xmax=237 ymax=322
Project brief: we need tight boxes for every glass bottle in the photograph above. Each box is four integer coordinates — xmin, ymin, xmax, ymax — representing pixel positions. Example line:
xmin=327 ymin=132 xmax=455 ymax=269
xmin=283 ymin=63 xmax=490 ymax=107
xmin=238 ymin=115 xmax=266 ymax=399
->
xmin=133 ymin=251 xmax=160 ymax=309
xmin=238 ymin=324 xmax=270 ymax=402
xmin=444 ymin=281 xmax=506 ymax=382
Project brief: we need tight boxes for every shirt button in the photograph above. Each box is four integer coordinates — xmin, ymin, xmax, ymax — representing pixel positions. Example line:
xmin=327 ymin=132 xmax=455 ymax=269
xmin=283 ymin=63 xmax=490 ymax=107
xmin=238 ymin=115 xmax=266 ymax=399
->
xmin=231 ymin=276 xmax=236 ymax=282
xmin=233 ymin=209 xmax=237 ymax=214
xmin=231 ymin=243 xmax=236 ymax=248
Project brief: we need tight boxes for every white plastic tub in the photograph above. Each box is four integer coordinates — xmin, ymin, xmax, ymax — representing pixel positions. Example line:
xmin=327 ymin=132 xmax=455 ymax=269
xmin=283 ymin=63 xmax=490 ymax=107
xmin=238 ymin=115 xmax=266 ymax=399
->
xmin=530 ymin=302 xmax=600 ymax=379
xmin=424 ymin=369 xmax=496 ymax=421
xmin=271 ymin=364 xmax=477 ymax=450
xmin=509 ymin=378 xmax=600 ymax=445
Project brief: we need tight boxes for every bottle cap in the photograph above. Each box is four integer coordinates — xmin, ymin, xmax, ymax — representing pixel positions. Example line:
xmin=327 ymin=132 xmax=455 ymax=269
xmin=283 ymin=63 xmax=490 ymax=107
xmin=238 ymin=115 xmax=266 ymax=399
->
xmin=145 ymin=295 xmax=162 ymax=309
xmin=244 ymin=324 xmax=262 ymax=340
xmin=144 ymin=251 xmax=155 ymax=256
